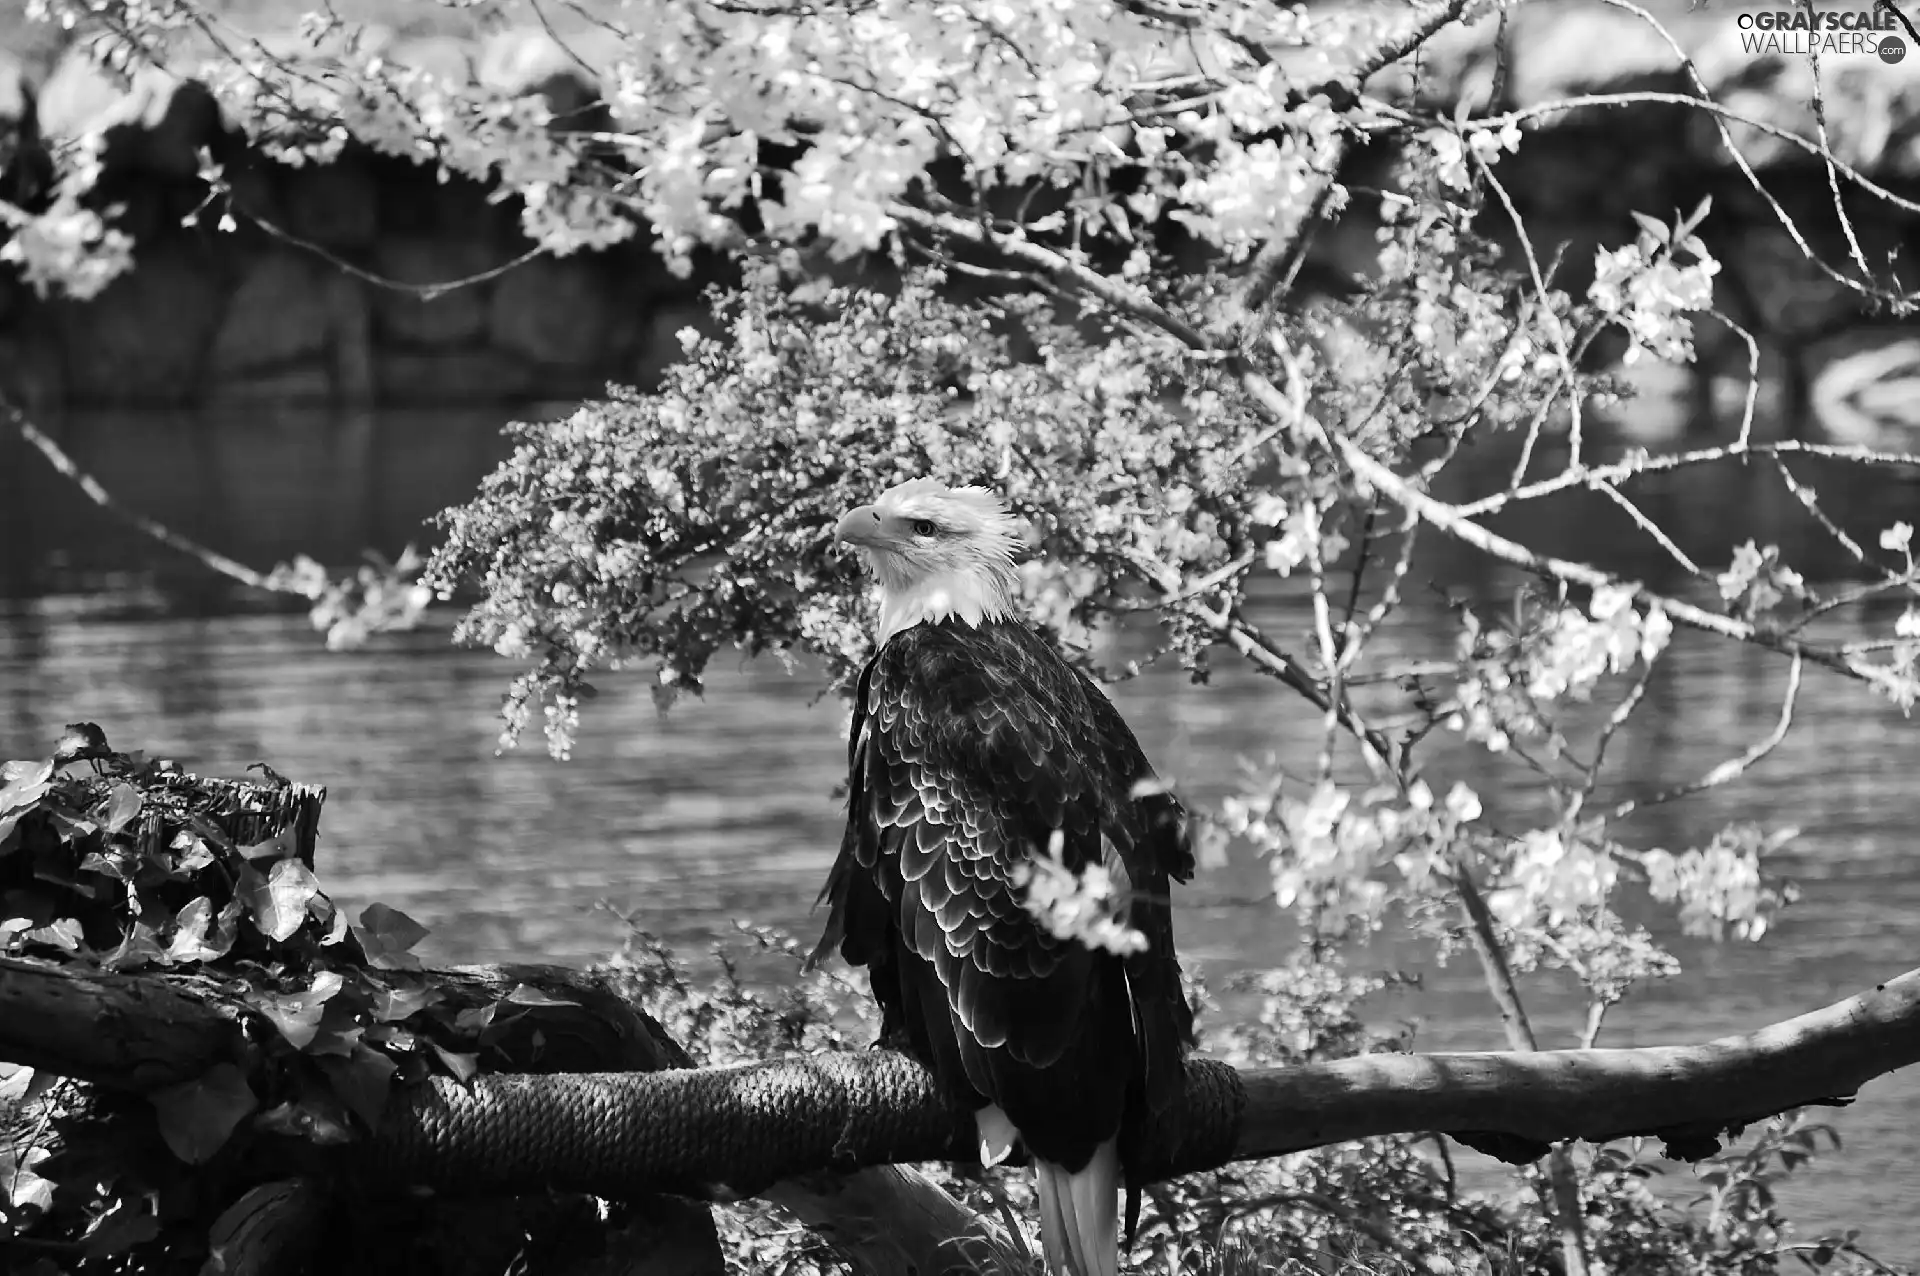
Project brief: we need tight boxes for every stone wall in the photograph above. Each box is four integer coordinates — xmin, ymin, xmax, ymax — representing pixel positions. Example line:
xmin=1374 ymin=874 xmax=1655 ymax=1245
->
xmin=0 ymin=138 xmax=717 ymax=419
xmin=3 ymin=2 xmax=1920 ymax=434
xmin=0 ymin=18 xmax=733 ymax=421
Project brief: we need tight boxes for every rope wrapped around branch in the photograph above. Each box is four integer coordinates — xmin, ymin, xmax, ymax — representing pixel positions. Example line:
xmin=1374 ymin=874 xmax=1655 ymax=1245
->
xmin=358 ymin=966 xmax=1920 ymax=1202
xmin=361 ymin=1051 xmax=1246 ymax=1201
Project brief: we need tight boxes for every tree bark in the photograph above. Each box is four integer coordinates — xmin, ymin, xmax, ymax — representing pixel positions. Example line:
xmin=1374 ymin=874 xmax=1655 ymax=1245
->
xmin=331 ymin=965 xmax=1920 ymax=1202
xmin=7 ymin=958 xmax=1918 ymax=1200
xmin=0 ymin=954 xmax=252 ymax=1089
xmin=0 ymin=955 xmax=993 ymax=1276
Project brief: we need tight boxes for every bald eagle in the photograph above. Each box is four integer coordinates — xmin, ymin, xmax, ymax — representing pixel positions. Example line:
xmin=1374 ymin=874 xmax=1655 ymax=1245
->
xmin=809 ymin=479 xmax=1195 ymax=1276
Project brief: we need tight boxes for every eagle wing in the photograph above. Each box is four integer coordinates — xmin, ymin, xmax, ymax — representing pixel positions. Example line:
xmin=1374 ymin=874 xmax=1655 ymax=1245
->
xmin=813 ymin=620 xmax=1193 ymax=1174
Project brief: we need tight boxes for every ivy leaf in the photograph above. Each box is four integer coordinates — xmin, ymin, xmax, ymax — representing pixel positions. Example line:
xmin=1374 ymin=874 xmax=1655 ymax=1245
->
xmin=248 ymin=971 xmax=346 ymax=1050
xmin=81 ymin=1193 xmax=162 ymax=1258
xmin=353 ymin=903 xmax=429 ymax=970
xmin=46 ymin=808 xmax=99 ymax=843
xmin=209 ymin=900 xmax=246 ymax=957
xmin=0 ymin=758 xmax=54 ymax=786
xmin=0 ymin=762 xmax=53 ymax=852
xmin=79 ymin=847 xmax=138 ymax=880
xmin=370 ymin=981 xmax=440 ymax=1022
xmin=0 ymin=759 xmax=54 ymax=810
xmin=306 ymin=1001 xmax=368 ymax=1058
xmin=0 ymin=1063 xmax=56 ymax=1106
xmin=2 ymin=1143 xmax=54 ymax=1217
xmin=149 ymin=1062 xmax=258 ymax=1165
xmin=430 ymin=1043 xmax=480 ymax=1083
xmin=24 ymin=918 xmax=83 ymax=952
xmin=239 ymin=859 xmax=321 ymax=943
xmin=169 ymin=830 xmax=215 ymax=874
xmin=316 ymin=1045 xmax=398 ymax=1130
xmin=166 ymin=897 xmax=225 ymax=964
xmin=453 ymin=1003 xmax=498 ymax=1034
xmin=103 ymin=921 xmax=169 ymax=971
xmin=100 ymin=783 xmax=144 ymax=835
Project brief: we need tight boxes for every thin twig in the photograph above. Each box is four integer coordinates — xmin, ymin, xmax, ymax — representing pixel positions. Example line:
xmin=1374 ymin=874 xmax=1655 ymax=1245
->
xmin=1565 ymin=652 xmax=1662 ymax=826
xmin=1457 ymin=437 xmax=1920 ymax=521
xmin=3 ymin=390 xmax=282 ymax=594
xmin=1589 ymin=480 xmax=1703 ymax=577
xmin=1471 ymin=151 xmax=1583 ymax=465
xmin=1611 ymin=652 xmax=1804 ymax=820
xmin=886 ymin=195 xmax=1917 ymax=703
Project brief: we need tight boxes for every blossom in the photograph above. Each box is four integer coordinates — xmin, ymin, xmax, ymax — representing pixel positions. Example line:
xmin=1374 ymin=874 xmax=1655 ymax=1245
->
xmin=1642 ymin=825 xmax=1798 ymax=942
xmin=1013 ymin=831 xmax=1148 ymax=957
xmin=1588 ymin=239 xmax=1720 ymax=365
xmin=1489 ymin=829 xmax=1619 ymax=929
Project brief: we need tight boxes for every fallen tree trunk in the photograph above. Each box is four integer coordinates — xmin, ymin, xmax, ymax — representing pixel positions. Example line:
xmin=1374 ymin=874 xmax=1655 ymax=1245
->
xmin=6 ymin=955 xmax=1917 ymax=1198
xmin=0 ymin=955 xmax=253 ymax=1089
xmin=0 ymin=954 xmax=1011 ymax=1276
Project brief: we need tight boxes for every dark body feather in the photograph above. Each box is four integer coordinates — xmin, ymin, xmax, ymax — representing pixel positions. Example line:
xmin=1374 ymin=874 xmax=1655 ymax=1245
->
xmin=812 ymin=618 xmax=1196 ymax=1189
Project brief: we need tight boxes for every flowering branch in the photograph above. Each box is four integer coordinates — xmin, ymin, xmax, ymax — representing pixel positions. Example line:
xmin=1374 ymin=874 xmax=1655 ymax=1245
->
xmin=1610 ymin=654 xmax=1804 ymax=821
xmin=3 ymin=388 xmax=278 ymax=594
xmin=3 ymin=388 xmax=430 ymax=649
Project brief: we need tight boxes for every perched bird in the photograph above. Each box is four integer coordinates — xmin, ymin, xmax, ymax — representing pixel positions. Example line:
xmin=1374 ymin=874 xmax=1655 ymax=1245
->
xmin=809 ymin=478 xmax=1196 ymax=1276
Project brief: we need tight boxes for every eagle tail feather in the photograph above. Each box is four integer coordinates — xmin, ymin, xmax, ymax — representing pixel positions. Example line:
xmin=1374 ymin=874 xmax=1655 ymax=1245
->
xmin=1034 ymin=1140 xmax=1120 ymax=1276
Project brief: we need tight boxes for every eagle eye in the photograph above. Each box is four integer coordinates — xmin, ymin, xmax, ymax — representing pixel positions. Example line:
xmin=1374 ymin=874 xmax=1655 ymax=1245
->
xmin=910 ymin=519 xmax=938 ymax=537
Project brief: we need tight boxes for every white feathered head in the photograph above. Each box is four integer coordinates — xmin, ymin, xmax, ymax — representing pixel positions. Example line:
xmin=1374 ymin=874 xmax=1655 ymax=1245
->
xmin=835 ymin=479 xmax=1024 ymax=639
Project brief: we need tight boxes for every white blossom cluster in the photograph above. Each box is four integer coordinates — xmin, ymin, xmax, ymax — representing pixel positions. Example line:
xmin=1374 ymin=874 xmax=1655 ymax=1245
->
xmin=1011 ymin=830 xmax=1149 ymax=957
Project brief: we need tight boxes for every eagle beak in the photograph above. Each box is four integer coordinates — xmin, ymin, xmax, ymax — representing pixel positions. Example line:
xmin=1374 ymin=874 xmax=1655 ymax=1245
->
xmin=835 ymin=504 xmax=888 ymax=549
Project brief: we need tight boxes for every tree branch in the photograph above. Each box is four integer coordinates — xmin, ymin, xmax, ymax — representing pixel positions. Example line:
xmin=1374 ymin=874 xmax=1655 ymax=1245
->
xmin=892 ymin=197 xmax=1915 ymax=701
xmin=1346 ymin=0 xmax=1478 ymax=86
xmin=3 ymin=388 xmax=284 ymax=594
xmin=6 ymin=957 xmax=1915 ymax=1201
xmin=0 ymin=956 xmax=253 ymax=1091
xmin=359 ymin=965 xmax=1920 ymax=1198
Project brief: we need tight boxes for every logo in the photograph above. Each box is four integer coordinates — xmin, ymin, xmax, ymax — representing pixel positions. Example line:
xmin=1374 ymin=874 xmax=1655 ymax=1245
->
xmin=1734 ymin=6 xmax=1908 ymax=56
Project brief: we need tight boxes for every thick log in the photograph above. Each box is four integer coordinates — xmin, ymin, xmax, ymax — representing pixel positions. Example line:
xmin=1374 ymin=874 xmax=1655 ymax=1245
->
xmin=7 ymin=956 xmax=1918 ymax=1199
xmin=0 ymin=955 xmax=251 ymax=1089
xmin=0 ymin=957 xmax=682 ymax=1085
xmin=1231 ymin=965 xmax=1920 ymax=1162
xmin=0 ymin=955 xmax=938 ymax=1276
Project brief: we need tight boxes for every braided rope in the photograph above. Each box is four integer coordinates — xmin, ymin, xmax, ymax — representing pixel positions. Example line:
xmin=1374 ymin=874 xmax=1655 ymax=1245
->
xmin=362 ymin=1051 xmax=1247 ymax=1200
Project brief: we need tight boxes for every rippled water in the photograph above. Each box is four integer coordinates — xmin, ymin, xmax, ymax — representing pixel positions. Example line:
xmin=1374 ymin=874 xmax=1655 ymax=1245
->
xmin=2 ymin=405 xmax=1917 ymax=1260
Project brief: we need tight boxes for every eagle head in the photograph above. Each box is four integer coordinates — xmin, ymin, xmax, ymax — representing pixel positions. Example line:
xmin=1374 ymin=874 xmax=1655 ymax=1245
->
xmin=836 ymin=479 xmax=1023 ymax=641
